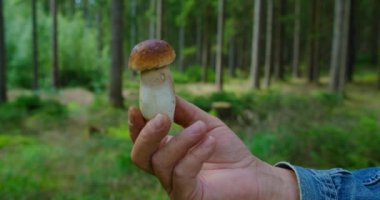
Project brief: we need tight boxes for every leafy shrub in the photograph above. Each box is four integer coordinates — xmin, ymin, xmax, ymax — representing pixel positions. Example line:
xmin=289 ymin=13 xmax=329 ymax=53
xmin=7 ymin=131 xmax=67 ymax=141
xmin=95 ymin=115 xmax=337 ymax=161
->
xmin=0 ymin=95 xmax=67 ymax=132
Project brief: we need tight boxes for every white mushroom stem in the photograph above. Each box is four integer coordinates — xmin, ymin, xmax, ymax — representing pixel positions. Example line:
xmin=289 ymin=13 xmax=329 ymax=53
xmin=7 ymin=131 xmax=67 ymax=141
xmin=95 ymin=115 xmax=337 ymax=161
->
xmin=139 ymin=66 xmax=176 ymax=121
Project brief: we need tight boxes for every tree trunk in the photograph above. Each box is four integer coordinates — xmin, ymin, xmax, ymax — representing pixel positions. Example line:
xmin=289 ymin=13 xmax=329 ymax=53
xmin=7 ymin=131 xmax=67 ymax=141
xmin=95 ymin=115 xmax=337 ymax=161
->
xmin=96 ymin=10 xmax=103 ymax=57
xmin=196 ymin=17 xmax=202 ymax=64
xmin=51 ymin=0 xmax=59 ymax=89
xmin=370 ymin=0 xmax=379 ymax=66
xmin=109 ymin=0 xmax=124 ymax=108
xmin=228 ymin=37 xmax=236 ymax=77
xmin=0 ymin=0 xmax=6 ymax=103
xmin=274 ymin=0 xmax=285 ymax=80
xmin=130 ymin=0 xmax=137 ymax=78
xmin=338 ymin=0 xmax=351 ymax=92
xmin=32 ymin=0 xmax=39 ymax=90
xmin=215 ymin=0 xmax=224 ymax=91
xmin=307 ymin=0 xmax=320 ymax=83
xmin=250 ymin=0 xmax=262 ymax=89
xmin=201 ymin=6 xmax=211 ymax=82
xmin=156 ymin=0 xmax=163 ymax=39
xmin=378 ymin=62 xmax=380 ymax=89
xmin=329 ymin=0 xmax=346 ymax=93
xmin=149 ymin=0 xmax=155 ymax=38
xmin=83 ymin=0 xmax=89 ymax=27
xmin=292 ymin=0 xmax=301 ymax=78
xmin=178 ymin=25 xmax=185 ymax=72
xmin=264 ymin=0 xmax=273 ymax=88
xmin=346 ymin=0 xmax=356 ymax=82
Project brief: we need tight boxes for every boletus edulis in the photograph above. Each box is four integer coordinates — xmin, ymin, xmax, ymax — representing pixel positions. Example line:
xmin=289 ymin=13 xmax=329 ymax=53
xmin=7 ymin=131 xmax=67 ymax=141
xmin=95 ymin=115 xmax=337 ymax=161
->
xmin=128 ymin=39 xmax=176 ymax=121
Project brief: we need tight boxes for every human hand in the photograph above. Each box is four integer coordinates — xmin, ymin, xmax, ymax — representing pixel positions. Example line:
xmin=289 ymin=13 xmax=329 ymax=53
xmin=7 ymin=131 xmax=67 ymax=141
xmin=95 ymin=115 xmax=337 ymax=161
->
xmin=128 ymin=96 xmax=299 ymax=200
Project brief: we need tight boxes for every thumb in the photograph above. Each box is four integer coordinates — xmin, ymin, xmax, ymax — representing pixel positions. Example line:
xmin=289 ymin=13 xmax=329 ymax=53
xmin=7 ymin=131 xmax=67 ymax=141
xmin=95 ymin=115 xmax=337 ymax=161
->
xmin=171 ymin=136 xmax=216 ymax=199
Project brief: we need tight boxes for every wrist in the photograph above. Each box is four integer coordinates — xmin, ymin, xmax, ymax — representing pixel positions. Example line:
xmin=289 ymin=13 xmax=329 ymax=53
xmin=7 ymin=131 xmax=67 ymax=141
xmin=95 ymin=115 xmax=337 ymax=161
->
xmin=255 ymin=161 xmax=300 ymax=200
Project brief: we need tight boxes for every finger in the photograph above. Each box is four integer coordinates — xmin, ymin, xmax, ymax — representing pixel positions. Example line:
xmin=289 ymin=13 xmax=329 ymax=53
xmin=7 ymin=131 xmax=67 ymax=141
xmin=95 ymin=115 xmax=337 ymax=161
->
xmin=172 ymin=136 xmax=216 ymax=199
xmin=131 ymin=113 xmax=171 ymax=173
xmin=128 ymin=107 xmax=146 ymax=143
xmin=174 ymin=96 xmax=223 ymax=129
xmin=152 ymin=121 xmax=208 ymax=192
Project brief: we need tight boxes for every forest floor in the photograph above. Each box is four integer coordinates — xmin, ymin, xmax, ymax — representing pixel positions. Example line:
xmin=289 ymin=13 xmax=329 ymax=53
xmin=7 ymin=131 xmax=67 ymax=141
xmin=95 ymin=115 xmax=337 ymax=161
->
xmin=1 ymin=75 xmax=379 ymax=199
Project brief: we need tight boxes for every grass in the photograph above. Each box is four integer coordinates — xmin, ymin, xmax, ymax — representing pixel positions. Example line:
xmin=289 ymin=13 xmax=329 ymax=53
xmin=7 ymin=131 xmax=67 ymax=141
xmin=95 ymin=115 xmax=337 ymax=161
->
xmin=0 ymin=74 xmax=379 ymax=199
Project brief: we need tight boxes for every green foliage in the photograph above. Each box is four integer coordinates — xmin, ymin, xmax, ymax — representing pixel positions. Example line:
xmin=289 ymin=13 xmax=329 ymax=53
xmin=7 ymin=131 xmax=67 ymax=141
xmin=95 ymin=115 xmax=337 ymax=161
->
xmin=4 ymin=1 xmax=109 ymax=90
xmin=58 ymin=14 xmax=109 ymax=91
xmin=0 ymin=135 xmax=36 ymax=149
xmin=172 ymin=66 xmax=215 ymax=83
xmin=0 ymin=95 xmax=67 ymax=132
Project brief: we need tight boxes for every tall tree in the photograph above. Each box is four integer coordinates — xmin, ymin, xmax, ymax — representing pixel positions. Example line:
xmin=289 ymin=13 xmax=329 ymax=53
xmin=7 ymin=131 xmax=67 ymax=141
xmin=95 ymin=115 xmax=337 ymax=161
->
xmin=329 ymin=0 xmax=351 ymax=93
xmin=215 ymin=0 xmax=224 ymax=91
xmin=307 ymin=0 xmax=320 ymax=83
xmin=0 ymin=0 xmax=6 ymax=103
xmin=109 ymin=0 xmax=124 ymax=107
xmin=51 ymin=0 xmax=59 ymax=89
xmin=250 ymin=0 xmax=262 ymax=89
xmin=96 ymin=7 xmax=103 ymax=57
xmin=32 ymin=0 xmax=39 ymax=90
xmin=338 ymin=0 xmax=351 ymax=91
xmin=346 ymin=0 xmax=356 ymax=82
xmin=273 ymin=0 xmax=286 ymax=80
xmin=156 ymin=0 xmax=163 ymax=39
xmin=264 ymin=0 xmax=274 ymax=88
xmin=228 ymin=37 xmax=236 ymax=77
xmin=201 ymin=4 xmax=211 ymax=82
xmin=329 ymin=0 xmax=343 ymax=93
xmin=149 ymin=0 xmax=155 ymax=38
xmin=370 ymin=0 xmax=379 ymax=66
xmin=130 ymin=0 xmax=137 ymax=78
xmin=292 ymin=0 xmax=301 ymax=78
xmin=178 ymin=26 xmax=185 ymax=72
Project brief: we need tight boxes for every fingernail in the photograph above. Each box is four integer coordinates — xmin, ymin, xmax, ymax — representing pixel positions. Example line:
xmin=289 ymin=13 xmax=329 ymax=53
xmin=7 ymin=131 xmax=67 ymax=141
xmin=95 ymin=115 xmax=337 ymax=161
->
xmin=202 ymin=136 xmax=215 ymax=148
xmin=187 ymin=121 xmax=205 ymax=134
xmin=152 ymin=113 xmax=165 ymax=129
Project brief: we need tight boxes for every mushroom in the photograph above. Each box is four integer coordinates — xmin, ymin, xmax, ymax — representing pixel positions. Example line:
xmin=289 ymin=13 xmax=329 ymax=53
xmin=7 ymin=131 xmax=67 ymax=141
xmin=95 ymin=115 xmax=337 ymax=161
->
xmin=128 ymin=39 xmax=176 ymax=121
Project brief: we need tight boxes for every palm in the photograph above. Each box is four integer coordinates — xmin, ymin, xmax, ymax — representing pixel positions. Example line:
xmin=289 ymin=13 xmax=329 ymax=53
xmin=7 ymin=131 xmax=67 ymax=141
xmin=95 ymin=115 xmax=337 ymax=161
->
xmin=183 ymin=125 xmax=259 ymax=199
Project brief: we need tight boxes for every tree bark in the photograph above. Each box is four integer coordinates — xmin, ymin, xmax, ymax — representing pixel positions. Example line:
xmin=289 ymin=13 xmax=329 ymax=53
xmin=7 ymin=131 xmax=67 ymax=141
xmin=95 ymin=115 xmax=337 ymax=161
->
xmin=156 ymin=0 xmax=163 ymax=39
xmin=201 ymin=11 xmax=209 ymax=82
xmin=274 ymin=0 xmax=285 ymax=80
xmin=178 ymin=25 xmax=185 ymax=72
xmin=228 ymin=37 xmax=236 ymax=77
xmin=215 ymin=0 xmax=224 ymax=91
xmin=32 ymin=0 xmax=39 ymax=90
xmin=109 ymin=0 xmax=124 ymax=108
xmin=196 ymin=17 xmax=202 ymax=64
xmin=82 ymin=0 xmax=89 ymax=27
xmin=292 ymin=0 xmax=301 ymax=78
xmin=329 ymin=0 xmax=350 ymax=94
xmin=307 ymin=0 xmax=320 ymax=83
xmin=346 ymin=0 xmax=356 ymax=83
xmin=130 ymin=0 xmax=137 ymax=78
xmin=50 ymin=0 xmax=59 ymax=89
xmin=0 ymin=0 xmax=6 ymax=103
xmin=338 ymin=0 xmax=351 ymax=92
xmin=264 ymin=0 xmax=273 ymax=88
xmin=96 ymin=9 xmax=103 ymax=57
xmin=370 ymin=0 xmax=379 ymax=66
xmin=250 ymin=0 xmax=262 ymax=89
xmin=149 ymin=0 xmax=155 ymax=38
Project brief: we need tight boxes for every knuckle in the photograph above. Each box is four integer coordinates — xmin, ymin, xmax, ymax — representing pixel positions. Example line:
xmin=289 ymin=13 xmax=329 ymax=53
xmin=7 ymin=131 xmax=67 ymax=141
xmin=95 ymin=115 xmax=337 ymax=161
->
xmin=173 ymin=165 xmax=186 ymax=178
xmin=151 ymin=154 xmax=161 ymax=167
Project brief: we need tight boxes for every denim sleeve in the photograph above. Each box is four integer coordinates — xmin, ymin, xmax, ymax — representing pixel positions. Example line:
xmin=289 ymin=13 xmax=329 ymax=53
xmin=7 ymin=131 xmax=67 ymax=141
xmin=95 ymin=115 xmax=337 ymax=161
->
xmin=275 ymin=162 xmax=380 ymax=200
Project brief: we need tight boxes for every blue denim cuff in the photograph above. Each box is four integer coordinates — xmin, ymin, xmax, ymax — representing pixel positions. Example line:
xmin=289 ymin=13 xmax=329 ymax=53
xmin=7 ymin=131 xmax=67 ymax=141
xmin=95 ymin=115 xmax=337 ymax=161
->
xmin=275 ymin=162 xmax=338 ymax=200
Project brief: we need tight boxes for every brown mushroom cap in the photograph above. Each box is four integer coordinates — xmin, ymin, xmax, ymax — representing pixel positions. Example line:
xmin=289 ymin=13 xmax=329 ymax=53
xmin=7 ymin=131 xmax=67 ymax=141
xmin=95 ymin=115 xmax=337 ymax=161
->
xmin=128 ymin=39 xmax=176 ymax=71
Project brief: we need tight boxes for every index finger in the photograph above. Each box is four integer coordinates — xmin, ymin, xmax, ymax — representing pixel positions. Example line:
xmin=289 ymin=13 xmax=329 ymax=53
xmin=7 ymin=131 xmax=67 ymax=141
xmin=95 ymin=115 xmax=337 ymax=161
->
xmin=174 ymin=96 xmax=223 ymax=130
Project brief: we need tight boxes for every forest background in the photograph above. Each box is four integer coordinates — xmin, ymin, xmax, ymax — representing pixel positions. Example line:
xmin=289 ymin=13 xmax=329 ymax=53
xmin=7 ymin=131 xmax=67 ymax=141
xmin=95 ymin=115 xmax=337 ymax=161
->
xmin=0 ymin=0 xmax=379 ymax=199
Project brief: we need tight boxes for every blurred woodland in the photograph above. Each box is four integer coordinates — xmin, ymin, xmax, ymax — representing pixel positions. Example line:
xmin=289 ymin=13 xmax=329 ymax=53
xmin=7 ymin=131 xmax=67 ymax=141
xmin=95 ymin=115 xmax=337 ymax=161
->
xmin=0 ymin=0 xmax=379 ymax=199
